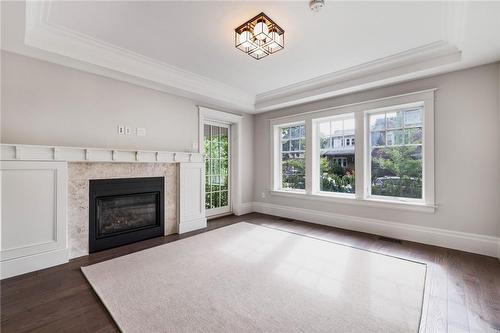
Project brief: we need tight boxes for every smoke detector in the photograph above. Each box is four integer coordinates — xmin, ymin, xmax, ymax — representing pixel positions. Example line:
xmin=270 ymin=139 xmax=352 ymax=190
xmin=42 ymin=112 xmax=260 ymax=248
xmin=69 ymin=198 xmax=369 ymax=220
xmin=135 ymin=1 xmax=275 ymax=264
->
xmin=309 ymin=0 xmax=325 ymax=12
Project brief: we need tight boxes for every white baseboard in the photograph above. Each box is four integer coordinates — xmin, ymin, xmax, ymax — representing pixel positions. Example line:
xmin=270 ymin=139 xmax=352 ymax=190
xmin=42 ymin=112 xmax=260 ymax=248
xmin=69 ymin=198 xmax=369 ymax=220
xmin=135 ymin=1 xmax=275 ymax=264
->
xmin=178 ymin=217 xmax=207 ymax=234
xmin=0 ymin=248 xmax=69 ymax=280
xmin=252 ymin=201 xmax=500 ymax=259
xmin=234 ymin=202 xmax=254 ymax=216
xmin=498 ymin=239 xmax=500 ymax=260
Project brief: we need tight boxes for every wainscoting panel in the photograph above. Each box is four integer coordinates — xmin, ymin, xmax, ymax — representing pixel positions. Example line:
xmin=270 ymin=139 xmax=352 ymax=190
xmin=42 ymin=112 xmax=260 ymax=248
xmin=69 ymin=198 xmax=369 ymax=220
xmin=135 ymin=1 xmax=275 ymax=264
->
xmin=178 ymin=162 xmax=207 ymax=233
xmin=1 ymin=161 xmax=68 ymax=279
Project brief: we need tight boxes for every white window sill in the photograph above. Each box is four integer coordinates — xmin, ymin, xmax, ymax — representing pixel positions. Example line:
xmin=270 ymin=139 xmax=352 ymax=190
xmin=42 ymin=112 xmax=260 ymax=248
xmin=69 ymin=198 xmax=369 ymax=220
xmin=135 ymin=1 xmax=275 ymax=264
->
xmin=269 ymin=190 xmax=436 ymax=213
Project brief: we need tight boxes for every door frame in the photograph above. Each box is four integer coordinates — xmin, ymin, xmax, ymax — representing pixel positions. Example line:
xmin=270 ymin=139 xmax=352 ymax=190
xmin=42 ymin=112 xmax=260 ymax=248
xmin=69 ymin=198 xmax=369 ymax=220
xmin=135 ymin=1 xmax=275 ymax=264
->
xmin=203 ymin=120 xmax=231 ymax=217
xmin=198 ymin=107 xmax=244 ymax=216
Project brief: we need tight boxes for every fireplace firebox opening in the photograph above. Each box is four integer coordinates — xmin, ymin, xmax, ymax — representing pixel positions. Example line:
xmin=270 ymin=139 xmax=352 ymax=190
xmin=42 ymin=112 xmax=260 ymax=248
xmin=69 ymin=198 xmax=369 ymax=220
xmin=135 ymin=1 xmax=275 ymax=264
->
xmin=89 ymin=177 xmax=164 ymax=253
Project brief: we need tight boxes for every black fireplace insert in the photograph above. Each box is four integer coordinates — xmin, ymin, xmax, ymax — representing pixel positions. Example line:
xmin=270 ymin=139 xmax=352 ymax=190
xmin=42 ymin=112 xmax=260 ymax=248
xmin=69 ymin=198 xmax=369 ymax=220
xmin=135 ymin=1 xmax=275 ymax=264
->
xmin=89 ymin=177 xmax=164 ymax=253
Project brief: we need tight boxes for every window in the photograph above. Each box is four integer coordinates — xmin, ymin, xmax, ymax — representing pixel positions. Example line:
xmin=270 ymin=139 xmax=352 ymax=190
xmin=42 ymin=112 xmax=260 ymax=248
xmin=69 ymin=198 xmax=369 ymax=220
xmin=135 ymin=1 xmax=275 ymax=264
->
xmin=280 ymin=124 xmax=305 ymax=190
xmin=332 ymin=157 xmax=348 ymax=167
xmin=270 ymin=90 xmax=434 ymax=211
xmin=318 ymin=115 xmax=355 ymax=194
xmin=368 ymin=107 xmax=423 ymax=199
xmin=204 ymin=124 xmax=230 ymax=211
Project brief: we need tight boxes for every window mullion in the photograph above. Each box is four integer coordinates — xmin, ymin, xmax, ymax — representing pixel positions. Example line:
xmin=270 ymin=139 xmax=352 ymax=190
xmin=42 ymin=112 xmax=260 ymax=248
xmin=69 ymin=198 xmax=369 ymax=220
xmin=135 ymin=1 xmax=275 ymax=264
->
xmin=272 ymin=125 xmax=280 ymax=191
xmin=305 ymin=119 xmax=314 ymax=194
xmin=355 ymin=112 xmax=365 ymax=199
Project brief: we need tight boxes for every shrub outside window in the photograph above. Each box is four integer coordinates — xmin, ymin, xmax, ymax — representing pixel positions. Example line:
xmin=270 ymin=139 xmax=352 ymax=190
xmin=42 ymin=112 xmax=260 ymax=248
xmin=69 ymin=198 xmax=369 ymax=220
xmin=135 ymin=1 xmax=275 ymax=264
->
xmin=280 ymin=124 xmax=306 ymax=190
xmin=318 ymin=115 xmax=355 ymax=194
xmin=369 ymin=107 xmax=423 ymax=199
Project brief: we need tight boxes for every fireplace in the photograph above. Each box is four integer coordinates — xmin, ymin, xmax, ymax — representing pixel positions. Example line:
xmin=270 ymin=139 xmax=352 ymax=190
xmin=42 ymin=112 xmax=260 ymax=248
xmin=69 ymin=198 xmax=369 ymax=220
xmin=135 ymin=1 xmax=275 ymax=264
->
xmin=89 ymin=177 xmax=164 ymax=253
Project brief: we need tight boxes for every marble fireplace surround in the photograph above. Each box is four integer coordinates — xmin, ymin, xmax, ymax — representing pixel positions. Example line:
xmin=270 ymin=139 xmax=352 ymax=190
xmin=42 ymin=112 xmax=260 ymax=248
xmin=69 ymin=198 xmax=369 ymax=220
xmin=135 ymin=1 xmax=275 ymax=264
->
xmin=68 ymin=162 xmax=177 ymax=259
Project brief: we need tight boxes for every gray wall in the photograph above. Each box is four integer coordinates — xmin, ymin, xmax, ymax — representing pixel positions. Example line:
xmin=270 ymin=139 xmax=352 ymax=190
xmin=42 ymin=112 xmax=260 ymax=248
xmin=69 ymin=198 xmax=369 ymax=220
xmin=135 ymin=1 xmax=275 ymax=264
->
xmin=1 ymin=51 xmax=254 ymax=204
xmin=1 ymin=51 xmax=198 ymax=151
xmin=253 ymin=63 xmax=500 ymax=237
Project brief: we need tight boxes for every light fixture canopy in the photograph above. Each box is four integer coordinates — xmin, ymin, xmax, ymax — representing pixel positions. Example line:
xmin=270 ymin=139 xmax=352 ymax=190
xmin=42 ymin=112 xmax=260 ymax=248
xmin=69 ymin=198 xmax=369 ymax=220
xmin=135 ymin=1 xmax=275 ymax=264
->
xmin=235 ymin=12 xmax=284 ymax=60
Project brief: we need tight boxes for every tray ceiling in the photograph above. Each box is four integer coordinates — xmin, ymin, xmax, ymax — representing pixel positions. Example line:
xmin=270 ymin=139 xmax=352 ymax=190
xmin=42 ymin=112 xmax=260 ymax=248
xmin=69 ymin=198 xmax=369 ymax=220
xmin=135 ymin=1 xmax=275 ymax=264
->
xmin=2 ymin=1 xmax=500 ymax=113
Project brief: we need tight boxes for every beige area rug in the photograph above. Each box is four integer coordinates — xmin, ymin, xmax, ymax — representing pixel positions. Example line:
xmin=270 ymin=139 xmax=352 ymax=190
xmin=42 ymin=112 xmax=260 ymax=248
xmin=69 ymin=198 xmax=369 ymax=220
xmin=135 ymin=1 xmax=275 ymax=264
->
xmin=82 ymin=222 xmax=426 ymax=333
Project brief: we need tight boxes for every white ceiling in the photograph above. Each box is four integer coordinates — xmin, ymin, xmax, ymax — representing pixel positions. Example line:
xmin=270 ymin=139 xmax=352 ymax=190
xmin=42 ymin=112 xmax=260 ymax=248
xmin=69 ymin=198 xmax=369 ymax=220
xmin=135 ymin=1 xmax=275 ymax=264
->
xmin=47 ymin=1 xmax=448 ymax=95
xmin=2 ymin=1 xmax=500 ymax=113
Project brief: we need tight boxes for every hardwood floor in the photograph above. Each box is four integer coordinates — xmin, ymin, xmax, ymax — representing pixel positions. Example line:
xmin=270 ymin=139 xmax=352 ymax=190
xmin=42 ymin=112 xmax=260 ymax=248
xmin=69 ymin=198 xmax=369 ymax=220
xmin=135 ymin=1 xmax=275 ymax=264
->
xmin=2 ymin=213 xmax=499 ymax=332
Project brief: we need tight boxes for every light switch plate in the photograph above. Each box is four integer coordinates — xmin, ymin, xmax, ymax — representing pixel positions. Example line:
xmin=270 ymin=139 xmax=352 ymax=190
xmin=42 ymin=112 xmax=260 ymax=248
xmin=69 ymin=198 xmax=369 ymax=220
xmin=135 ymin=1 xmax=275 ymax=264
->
xmin=125 ymin=127 xmax=131 ymax=135
xmin=118 ymin=125 xmax=125 ymax=135
xmin=136 ymin=127 xmax=146 ymax=136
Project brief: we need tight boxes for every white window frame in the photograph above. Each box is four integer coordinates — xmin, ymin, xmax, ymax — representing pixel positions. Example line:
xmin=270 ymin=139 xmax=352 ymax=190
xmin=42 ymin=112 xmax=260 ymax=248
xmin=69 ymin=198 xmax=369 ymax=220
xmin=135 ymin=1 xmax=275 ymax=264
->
xmin=269 ymin=90 xmax=435 ymax=213
xmin=199 ymin=107 xmax=244 ymax=216
xmin=314 ymin=113 xmax=356 ymax=198
xmin=365 ymin=102 xmax=426 ymax=204
xmin=203 ymin=121 xmax=232 ymax=217
xmin=271 ymin=120 xmax=307 ymax=193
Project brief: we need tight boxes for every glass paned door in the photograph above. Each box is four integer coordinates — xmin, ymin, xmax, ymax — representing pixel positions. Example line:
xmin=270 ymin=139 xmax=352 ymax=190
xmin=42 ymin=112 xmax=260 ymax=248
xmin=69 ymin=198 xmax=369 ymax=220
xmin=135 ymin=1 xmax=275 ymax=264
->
xmin=204 ymin=123 xmax=230 ymax=216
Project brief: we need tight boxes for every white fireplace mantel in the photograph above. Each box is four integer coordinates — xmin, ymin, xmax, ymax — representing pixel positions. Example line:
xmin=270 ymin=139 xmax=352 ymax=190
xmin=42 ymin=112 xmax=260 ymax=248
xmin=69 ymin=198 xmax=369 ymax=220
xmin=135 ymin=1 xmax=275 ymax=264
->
xmin=1 ymin=143 xmax=203 ymax=163
xmin=1 ymin=143 xmax=206 ymax=279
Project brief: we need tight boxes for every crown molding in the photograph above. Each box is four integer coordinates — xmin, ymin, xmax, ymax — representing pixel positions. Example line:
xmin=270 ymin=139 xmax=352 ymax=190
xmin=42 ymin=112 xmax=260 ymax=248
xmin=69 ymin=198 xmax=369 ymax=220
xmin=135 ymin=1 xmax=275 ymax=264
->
xmin=23 ymin=1 xmax=255 ymax=113
xmin=15 ymin=1 xmax=471 ymax=114
xmin=440 ymin=1 xmax=468 ymax=48
xmin=255 ymin=41 xmax=461 ymax=112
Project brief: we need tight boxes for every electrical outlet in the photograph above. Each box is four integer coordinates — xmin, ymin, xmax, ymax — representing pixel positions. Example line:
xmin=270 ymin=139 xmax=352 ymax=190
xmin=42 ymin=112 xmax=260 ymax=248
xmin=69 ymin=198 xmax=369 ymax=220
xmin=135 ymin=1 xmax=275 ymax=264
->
xmin=118 ymin=125 xmax=125 ymax=135
xmin=191 ymin=142 xmax=198 ymax=151
xmin=261 ymin=192 xmax=266 ymax=198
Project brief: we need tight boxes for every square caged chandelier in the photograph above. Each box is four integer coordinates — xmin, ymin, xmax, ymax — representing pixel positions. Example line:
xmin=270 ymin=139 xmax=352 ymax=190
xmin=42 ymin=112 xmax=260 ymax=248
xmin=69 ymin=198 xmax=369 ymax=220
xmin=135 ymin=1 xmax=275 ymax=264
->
xmin=235 ymin=12 xmax=285 ymax=60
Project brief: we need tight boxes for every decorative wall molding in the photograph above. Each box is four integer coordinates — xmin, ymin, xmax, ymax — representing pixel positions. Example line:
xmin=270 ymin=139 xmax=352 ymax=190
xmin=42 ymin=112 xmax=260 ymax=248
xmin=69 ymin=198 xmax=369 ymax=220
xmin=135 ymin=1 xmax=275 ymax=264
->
xmin=440 ymin=1 xmax=468 ymax=48
xmin=23 ymin=1 xmax=255 ymax=113
xmin=251 ymin=201 xmax=500 ymax=260
xmin=255 ymin=41 xmax=461 ymax=112
xmin=0 ymin=161 xmax=68 ymax=279
xmin=177 ymin=162 xmax=207 ymax=233
xmin=1 ymin=144 xmax=203 ymax=163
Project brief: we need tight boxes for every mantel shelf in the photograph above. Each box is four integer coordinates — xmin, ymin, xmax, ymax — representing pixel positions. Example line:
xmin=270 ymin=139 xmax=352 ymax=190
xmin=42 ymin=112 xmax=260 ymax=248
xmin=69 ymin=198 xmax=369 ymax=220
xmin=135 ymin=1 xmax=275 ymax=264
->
xmin=0 ymin=144 xmax=203 ymax=164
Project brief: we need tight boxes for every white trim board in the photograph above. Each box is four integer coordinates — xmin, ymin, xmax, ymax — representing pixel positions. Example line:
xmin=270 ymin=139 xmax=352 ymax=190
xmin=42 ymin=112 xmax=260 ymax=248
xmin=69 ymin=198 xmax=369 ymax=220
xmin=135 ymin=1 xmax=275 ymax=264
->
xmin=0 ymin=248 xmax=69 ymax=280
xmin=250 ymin=201 xmax=500 ymax=259
xmin=1 ymin=144 xmax=203 ymax=163
xmin=178 ymin=218 xmax=208 ymax=234
xmin=237 ymin=202 xmax=255 ymax=216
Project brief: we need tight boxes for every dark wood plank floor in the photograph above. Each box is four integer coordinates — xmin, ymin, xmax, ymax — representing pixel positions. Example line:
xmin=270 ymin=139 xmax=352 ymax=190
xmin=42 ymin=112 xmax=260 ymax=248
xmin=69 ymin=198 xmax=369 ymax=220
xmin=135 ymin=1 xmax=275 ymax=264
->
xmin=2 ymin=213 xmax=500 ymax=332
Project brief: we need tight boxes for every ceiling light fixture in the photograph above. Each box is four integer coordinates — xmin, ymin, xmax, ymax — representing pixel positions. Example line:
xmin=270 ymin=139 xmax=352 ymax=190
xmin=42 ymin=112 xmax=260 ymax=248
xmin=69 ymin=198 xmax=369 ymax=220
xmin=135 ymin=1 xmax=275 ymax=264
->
xmin=235 ymin=12 xmax=284 ymax=60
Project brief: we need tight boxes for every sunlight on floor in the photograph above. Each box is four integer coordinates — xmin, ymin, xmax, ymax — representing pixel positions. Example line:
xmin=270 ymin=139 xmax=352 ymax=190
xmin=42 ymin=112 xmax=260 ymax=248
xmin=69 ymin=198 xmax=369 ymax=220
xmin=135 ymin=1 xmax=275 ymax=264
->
xmin=217 ymin=225 xmax=289 ymax=263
